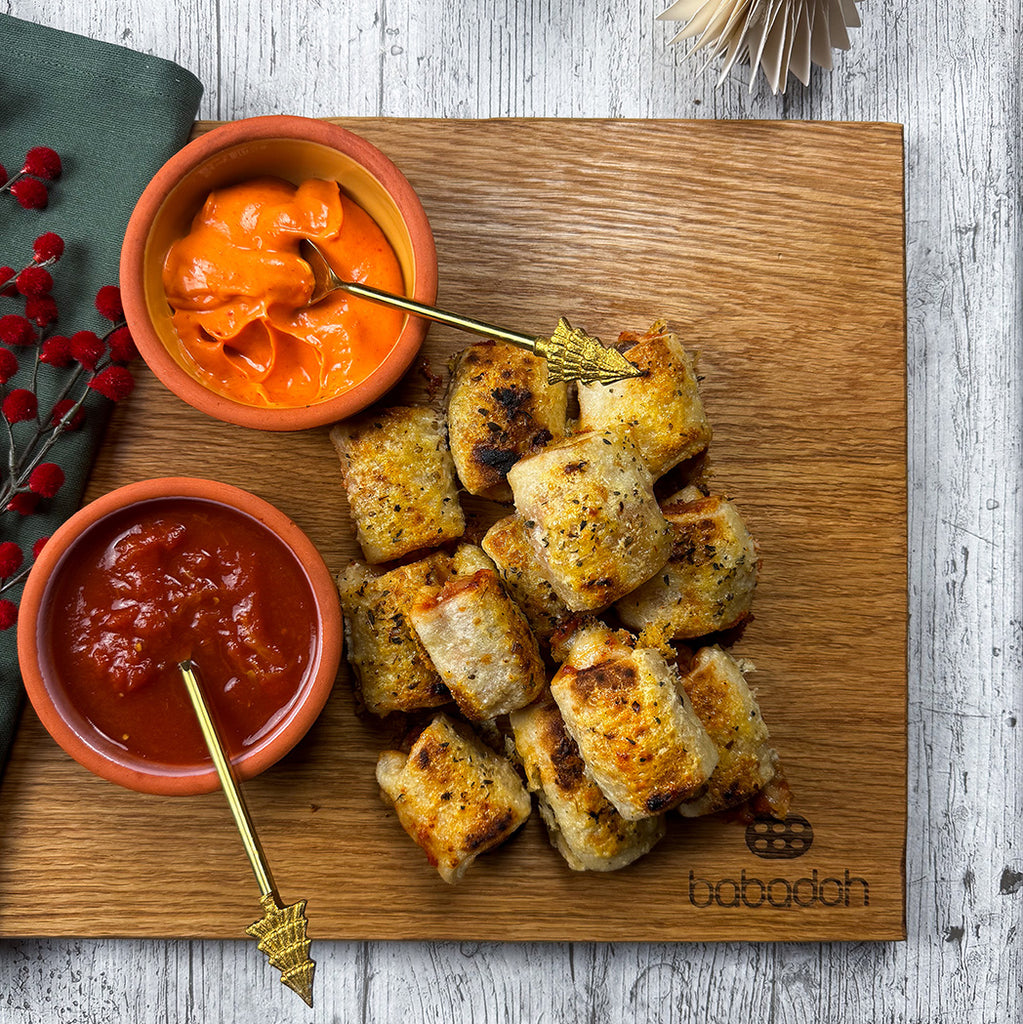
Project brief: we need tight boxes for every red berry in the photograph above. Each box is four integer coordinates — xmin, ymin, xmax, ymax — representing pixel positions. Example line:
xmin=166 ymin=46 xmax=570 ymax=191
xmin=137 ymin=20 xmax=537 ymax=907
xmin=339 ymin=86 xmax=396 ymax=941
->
xmin=0 ymin=314 xmax=35 ymax=347
xmin=0 ymin=348 xmax=18 ymax=384
xmin=22 ymin=147 xmax=62 ymax=181
xmin=106 ymin=325 xmax=137 ymax=363
xmin=24 ymin=295 xmax=58 ymax=327
xmin=70 ymin=330 xmax=104 ymax=370
xmin=0 ymin=164 xmax=7 ymax=187
xmin=88 ymin=365 xmax=134 ymax=402
xmin=32 ymin=232 xmax=65 ymax=263
xmin=28 ymin=462 xmax=64 ymax=498
xmin=0 ymin=266 xmax=14 ymax=288
xmin=0 ymin=599 xmax=18 ymax=631
xmin=10 ymin=178 xmax=49 ymax=210
xmin=51 ymin=398 xmax=85 ymax=430
xmin=3 ymin=388 xmax=38 ymax=423
xmin=0 ymin=541 xmax=24 ymax=578
xmin=94 ymin=285 xmax=124 ymax=322
xmin=16 ymin=265 xmax=52 ymax=298
xmin=7 ymin=492 xmax=39 ymax=515
xmin=32 ymin=536 xmax=49 ymax=559
xmin=39 ymin=335 xmax=72 ymax=367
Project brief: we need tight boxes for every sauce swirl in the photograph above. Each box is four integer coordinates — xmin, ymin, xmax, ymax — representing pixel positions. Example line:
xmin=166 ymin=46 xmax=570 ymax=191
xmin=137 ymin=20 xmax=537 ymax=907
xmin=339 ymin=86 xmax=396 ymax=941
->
xmin=162 ymin=176 xmax=405 ymax=408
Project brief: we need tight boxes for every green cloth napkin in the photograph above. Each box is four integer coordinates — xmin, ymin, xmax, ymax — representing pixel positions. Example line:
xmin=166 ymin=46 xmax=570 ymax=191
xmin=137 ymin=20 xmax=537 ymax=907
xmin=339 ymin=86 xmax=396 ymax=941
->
xmin=0 ymin=15 xmax=203 ymax=771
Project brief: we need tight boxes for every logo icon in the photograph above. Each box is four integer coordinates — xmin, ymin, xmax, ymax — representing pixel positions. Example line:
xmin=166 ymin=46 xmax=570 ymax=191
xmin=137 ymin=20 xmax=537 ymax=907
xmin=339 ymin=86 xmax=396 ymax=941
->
xmin=745 ymin=814 xmax=814 ymax=859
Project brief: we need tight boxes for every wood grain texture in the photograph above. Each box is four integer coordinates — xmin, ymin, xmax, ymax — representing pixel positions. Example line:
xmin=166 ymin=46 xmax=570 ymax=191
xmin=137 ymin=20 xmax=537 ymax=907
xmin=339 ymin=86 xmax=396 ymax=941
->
xmin=0 ymin=117 xmax=907 ymax=944
xmin=0 ymin=1 xmax=1019 ymax=1023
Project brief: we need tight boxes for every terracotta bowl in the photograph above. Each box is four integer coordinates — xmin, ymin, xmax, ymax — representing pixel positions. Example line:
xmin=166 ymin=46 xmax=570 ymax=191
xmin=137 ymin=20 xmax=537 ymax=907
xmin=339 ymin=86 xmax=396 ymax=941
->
xmin=16 ymin=477 xmax=342 ymax=796
xmin=120 ymin=114 xmax=437 ymax=430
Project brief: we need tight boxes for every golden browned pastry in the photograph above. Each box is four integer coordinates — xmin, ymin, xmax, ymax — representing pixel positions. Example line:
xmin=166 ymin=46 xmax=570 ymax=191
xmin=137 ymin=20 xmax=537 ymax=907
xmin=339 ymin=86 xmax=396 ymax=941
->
xmin=616 ymin=493 xmax=759 ymax=640
xmin=676 ymin=646 xmax=777 ymax=817
xmin=506 ymin=430 xmax=672 ymax=612
xmin=576 ymin=321 xmax=712 ymax=478
xmin=410 ymin=564 xmax=546 ymax=721
xmin=446 ymin=340 xmax=568 ymax=500
xmin=376 ymin=714 xmax=532 ymax=883
xmin=549 ymin=622 xmax=718 ymax=820
xmin=510 ymin=690 xmax=666 ymax=871
xmin=481 ymin=514 xmax=571 ymax=644
xmin=336 ymin=554 xmax=454 ymax=716
xmin=330 ymin=405 xmax=465 ymax=563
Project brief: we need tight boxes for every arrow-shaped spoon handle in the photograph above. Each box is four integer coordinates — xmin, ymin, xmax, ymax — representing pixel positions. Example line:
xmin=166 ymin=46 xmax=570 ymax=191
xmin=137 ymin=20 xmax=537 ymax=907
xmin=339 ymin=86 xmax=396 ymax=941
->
xmin=178 ymin=660 xmax=276 ymax=899
xmin=302 ymin=239 xmax=643 ymax=384
xmin=330 ymin=276 xmax=541 ymax=350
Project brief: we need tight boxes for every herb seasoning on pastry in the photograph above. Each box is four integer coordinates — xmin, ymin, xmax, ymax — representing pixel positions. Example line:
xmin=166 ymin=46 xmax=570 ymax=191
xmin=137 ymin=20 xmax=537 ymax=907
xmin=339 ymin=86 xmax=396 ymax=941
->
xmin=549 ymin=622 xmax=718 ymax=820
xmin=376 ymin=714 xmax=531 ymax=883
xmin=506 ymin=430 xmax=672 ymax=612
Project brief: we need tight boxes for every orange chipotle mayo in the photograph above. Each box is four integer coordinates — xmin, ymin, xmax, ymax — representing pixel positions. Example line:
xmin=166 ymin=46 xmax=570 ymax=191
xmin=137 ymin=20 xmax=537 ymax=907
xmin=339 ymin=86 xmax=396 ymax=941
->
xmin=162 ymin=177 xmax=405 ymax=408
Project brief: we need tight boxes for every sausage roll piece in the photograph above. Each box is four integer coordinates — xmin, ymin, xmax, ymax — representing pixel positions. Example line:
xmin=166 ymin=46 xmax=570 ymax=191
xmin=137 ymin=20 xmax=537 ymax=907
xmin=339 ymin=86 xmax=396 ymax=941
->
xmin=330 ymin=405 xmax=465 ymax=563
xmin=481 ymin=514 xmax=571 ymax=644
xmin=616 ymin=494 xmax=759 ymax=640
xmin=676 ymin=646 xmax=777 ymax=817
xmin=576 ymin=321 xmax=712 ymax=479
xmin=510 ymin=691 xmax=666 ymax=871
xmin=549 ymin=623 xmax=718 ymax=820
xmin=410 ymin=557 xmax=547 ymax=721
xmin=376 ymin=714 xmax=532 ymax=883
xmin=506 ymin=430 xmax=672 ymax=612
xmin=336 ymin=554 xmax=454 ymax=716
xmin=447 ymin=340 xmax=569 ymax=500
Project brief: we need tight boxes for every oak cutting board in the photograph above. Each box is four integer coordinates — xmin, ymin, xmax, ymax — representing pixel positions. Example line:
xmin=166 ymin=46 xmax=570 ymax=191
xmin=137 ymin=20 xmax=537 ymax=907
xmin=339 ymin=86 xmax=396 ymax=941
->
xmin=0 ymin=118 xmax=906 ymax=942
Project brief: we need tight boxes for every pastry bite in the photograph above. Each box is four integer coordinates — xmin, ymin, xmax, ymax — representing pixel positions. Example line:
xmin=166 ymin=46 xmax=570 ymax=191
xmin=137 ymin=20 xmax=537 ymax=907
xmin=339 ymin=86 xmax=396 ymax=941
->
xmin=616 ymin=493 xmax=759 ymax=640
xmin=549 ymin=622 xmax=718 ymax=820
xmin=330 ymin=405 xmax=465 ymax=564
xmin=450 ymin=541 xmax=494 ymax=575
xmin=410 ymin=551 xmax=547 ymax=721
xmin=576 ymin=320 xmax=712 ymax=479
xmin=336 ymin=554 xmax=454 ymax=716
xmin=376 ymin=713 xmax=532 ymax=883
xmin=481 ymin=514 xmax=571 ymax=644
xmin=510 ymin=690 xmax=666 ymax=871
xmin=506 ymin=430 xmax=672 ymax=612
xmin=675 ymin=646 xmax=777 ymax=817
xmin=447 ymin=340 xmax=569 ymax=500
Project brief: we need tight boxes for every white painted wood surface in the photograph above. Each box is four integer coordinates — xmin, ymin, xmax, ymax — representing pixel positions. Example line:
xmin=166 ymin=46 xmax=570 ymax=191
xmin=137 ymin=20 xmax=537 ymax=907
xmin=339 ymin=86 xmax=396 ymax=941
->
xmin=1 ymin=1 xmax=1020 ymax=1021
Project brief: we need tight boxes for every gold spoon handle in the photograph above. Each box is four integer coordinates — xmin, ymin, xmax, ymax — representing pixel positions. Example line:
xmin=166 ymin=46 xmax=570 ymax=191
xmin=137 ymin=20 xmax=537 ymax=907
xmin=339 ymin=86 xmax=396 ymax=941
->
xmin=331 ymin=276 xmax=542 ymax=350
xmin=178 ymin=660 xmax=276 ymax=899
xmin=303 ymin=239 xmax=643 ymax=384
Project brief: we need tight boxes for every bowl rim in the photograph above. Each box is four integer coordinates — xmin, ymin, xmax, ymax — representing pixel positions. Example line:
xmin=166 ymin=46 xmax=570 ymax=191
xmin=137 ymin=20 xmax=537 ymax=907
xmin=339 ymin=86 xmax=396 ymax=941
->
xmin=16 ymin=476 xmax=342 ymax=796
xmin=120 ymin=114 xmax=438 ymax=431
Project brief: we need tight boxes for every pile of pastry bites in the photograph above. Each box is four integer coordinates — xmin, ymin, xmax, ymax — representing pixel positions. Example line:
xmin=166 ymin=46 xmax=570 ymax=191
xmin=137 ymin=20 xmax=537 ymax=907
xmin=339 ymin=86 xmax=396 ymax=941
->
xmin=331 ymin=321 xmax=781 ymax=883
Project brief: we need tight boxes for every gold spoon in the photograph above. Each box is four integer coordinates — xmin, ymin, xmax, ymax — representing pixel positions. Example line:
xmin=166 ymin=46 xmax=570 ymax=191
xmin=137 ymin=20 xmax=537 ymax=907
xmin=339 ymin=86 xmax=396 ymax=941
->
xmin=301 ymin=239 xmax=644 ymax=386
xmin=178 ymin=660 xmax=315 ymax=1007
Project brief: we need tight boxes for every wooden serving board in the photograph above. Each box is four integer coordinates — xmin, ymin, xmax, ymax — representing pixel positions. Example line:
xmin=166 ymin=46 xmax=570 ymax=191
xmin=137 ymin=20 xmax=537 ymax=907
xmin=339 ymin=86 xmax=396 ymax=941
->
xmin=0 ymin=118 xmax=906 ymax=942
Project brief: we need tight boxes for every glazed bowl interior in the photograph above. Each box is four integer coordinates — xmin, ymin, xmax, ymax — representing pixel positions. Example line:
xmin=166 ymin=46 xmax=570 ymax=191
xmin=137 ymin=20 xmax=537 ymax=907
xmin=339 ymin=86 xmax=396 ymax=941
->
xmin=17 ymin=478 xmax=342 ymax=796
xmin=124 ymin=117 xmax=437 ymax=430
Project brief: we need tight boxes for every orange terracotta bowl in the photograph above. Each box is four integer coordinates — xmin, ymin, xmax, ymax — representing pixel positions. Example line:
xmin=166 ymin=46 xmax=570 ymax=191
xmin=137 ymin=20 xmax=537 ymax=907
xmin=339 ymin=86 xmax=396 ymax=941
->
xmin=120 ymin=114 xmax=437 ymax=430
xmin=16 ymin=477 xmax=342 ymax=796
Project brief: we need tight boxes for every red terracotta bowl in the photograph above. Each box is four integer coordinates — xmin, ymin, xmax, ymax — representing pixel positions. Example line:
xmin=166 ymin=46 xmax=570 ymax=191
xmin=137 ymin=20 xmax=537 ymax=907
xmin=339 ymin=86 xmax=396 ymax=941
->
xmin=16 ymin=477 xmax=342 ymax=795
xmin=120 ymin=114 xmax=437 ymax=430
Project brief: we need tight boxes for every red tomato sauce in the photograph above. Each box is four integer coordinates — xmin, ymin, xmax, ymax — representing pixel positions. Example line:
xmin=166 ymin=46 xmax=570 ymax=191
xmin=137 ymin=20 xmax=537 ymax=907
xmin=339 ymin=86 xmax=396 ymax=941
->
xmin=43 ymin=498 xmax=319 ymax=767
xmin=162 ymin=176 xmax=405 ymax=409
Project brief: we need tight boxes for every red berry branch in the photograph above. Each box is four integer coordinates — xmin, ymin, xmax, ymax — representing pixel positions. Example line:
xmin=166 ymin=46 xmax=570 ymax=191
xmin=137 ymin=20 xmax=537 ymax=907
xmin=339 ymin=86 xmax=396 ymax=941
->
xmin=0 ymin=146 xmax=137 ymax=629
xmin=0 ymin=147 xmax=62 ymax=211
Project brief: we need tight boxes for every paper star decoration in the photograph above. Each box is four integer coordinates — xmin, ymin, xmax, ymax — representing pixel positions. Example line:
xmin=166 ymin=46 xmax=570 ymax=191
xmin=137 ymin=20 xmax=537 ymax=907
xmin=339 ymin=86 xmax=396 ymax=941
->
xmin=659 ymin=0 xmax=862 ymax=94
